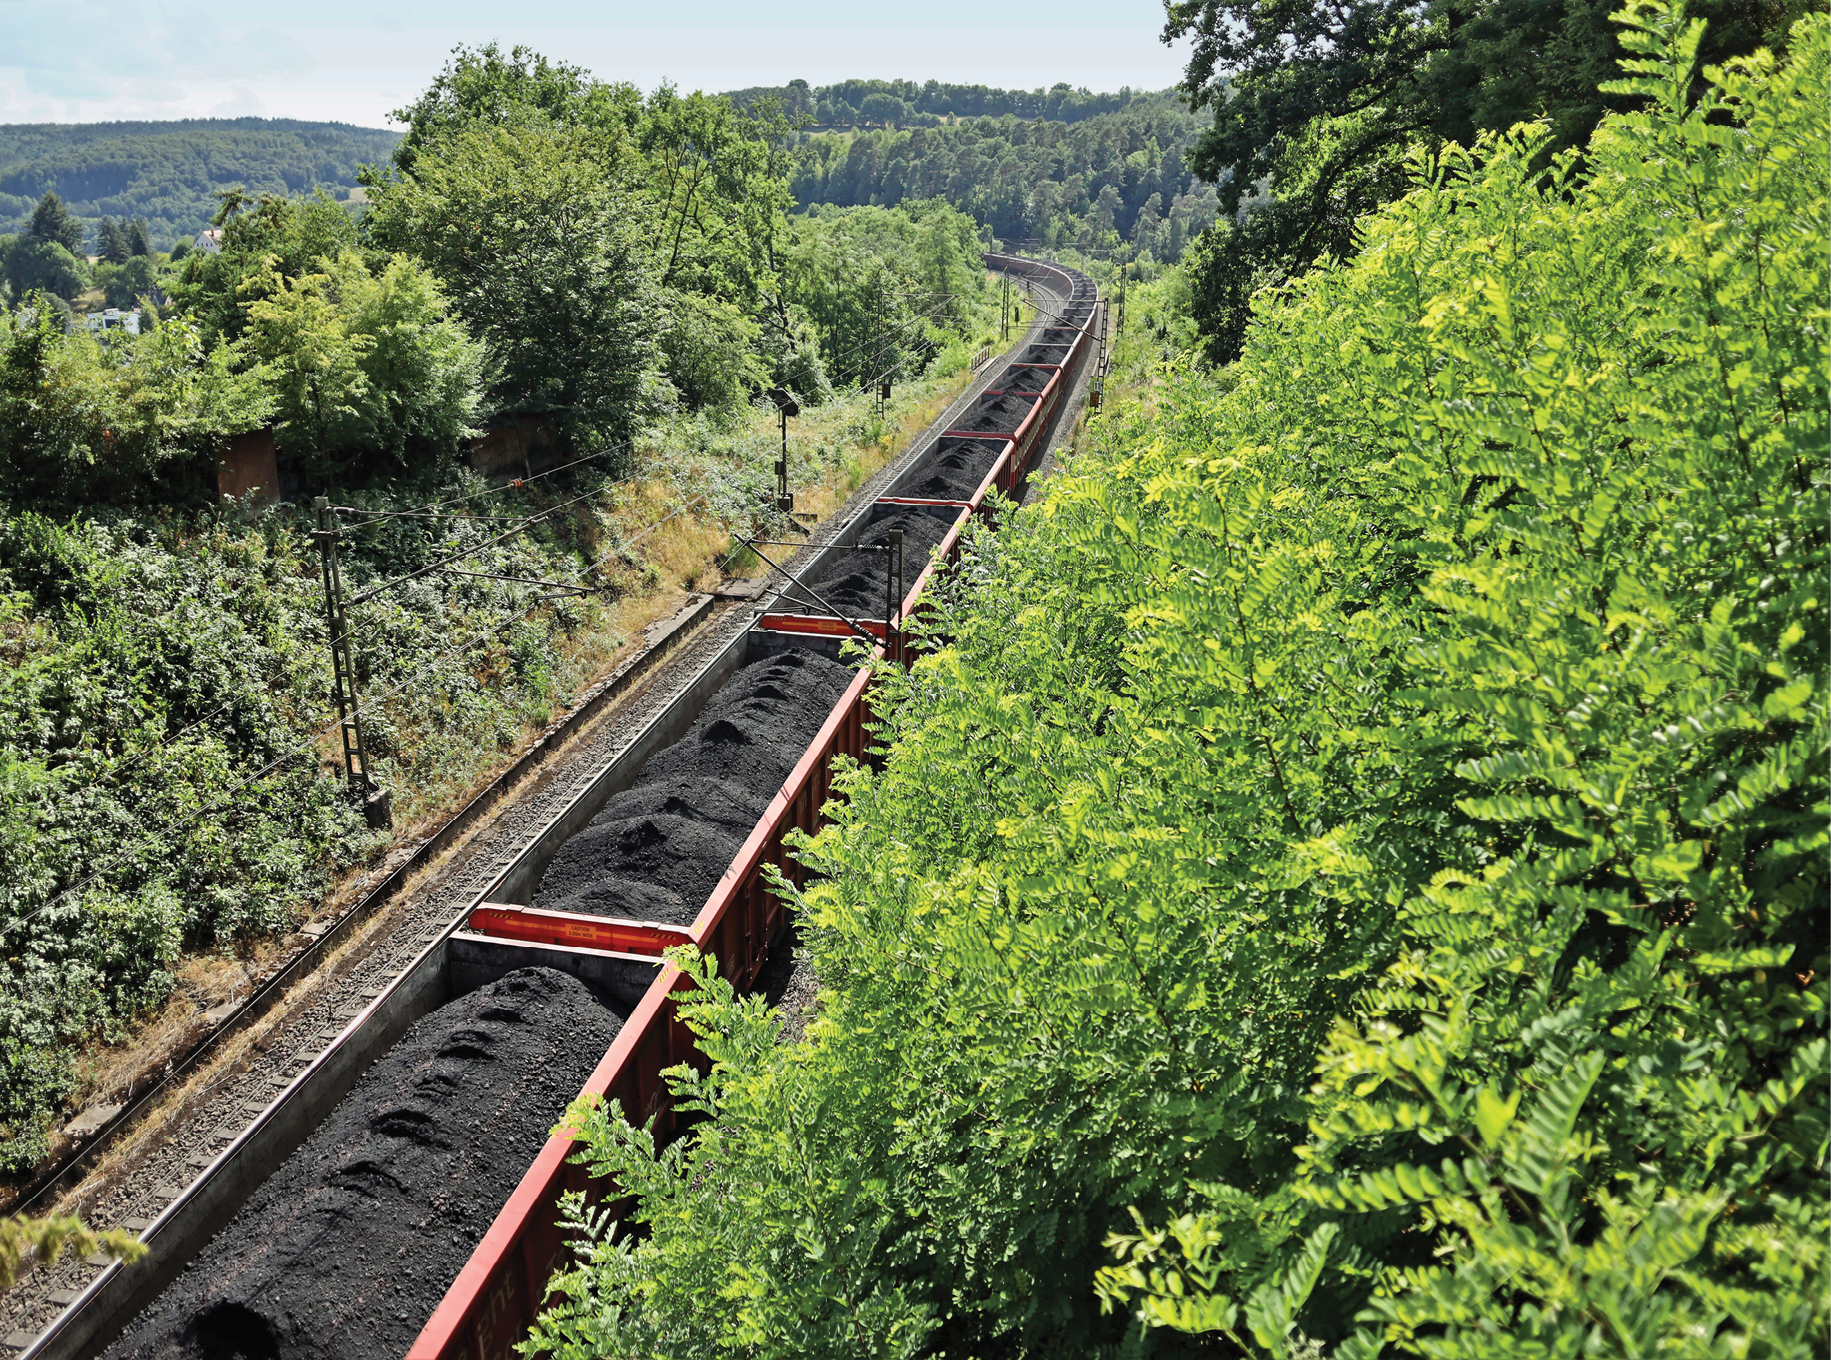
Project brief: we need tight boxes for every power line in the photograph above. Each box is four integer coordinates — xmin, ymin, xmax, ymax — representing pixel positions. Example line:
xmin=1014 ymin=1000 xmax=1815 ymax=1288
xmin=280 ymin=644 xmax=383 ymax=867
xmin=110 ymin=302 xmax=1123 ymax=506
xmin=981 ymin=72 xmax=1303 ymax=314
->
xmin=335 ymin=441 xmax=629 ymax=529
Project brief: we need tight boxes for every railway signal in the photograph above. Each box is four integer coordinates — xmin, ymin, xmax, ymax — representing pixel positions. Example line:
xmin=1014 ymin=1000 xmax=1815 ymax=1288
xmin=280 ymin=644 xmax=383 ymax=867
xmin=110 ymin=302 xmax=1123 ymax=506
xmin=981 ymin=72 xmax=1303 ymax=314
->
xmin=766 ymin=386 xmax=800 ymax=517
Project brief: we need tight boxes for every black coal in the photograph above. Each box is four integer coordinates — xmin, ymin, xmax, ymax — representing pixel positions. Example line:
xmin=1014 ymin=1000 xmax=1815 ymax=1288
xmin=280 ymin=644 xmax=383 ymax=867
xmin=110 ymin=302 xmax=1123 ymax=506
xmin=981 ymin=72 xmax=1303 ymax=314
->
xmin=103 ymin=969 xmax=624 ymax=1360
xmin=950 ymin=393 xmax=1039 ymax=436
xmin=532 ymin=650 xmax=857 ymax=925
xmin=791 ymin=507 xmax=959 ymax=621
xmin=992 ymin=366 xmax=1052 ymax=395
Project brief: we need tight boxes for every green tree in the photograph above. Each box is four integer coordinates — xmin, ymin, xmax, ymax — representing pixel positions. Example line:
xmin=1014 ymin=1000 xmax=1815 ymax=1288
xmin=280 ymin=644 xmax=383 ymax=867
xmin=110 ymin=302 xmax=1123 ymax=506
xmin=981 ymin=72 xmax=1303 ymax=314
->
xmin=101 ymin=254 xmax=160 ymax=311
xmin=0 ymin=1213 xmax=144 ymax=1289
xmin=790 ymin=94 xmax=1217 ymax=262
xmin=365 ymin=118 xmax=661 ymax=448
xmin=238 ymin=249 xmax=484 ymax=482
xmin=96 ymin=217 xmax=129 ymax=265
xmin=1164 ymin=0 xmax=1809 ymax=361
xmin=382 ymin=45 xmax=815 ymax=416
xmin=126 ymin=218 xmax=152 ymax=257
xmin=780 ymin=201 xmax=989 ymax=392
xmin=4 ymin=237 xmax=86 ymax=303
xmin=386 ymin=42 xmax=642 ymax=173
xmin=167 ymin=190 xmax=358 ymax=346
xmin=27 ymin=190 xmax=85 ymax=256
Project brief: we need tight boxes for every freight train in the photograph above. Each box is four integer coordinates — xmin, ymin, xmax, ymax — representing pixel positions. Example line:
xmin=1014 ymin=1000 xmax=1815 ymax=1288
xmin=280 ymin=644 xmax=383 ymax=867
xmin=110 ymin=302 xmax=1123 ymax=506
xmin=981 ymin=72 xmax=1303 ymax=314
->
xmin=19 ymin=255 xmax=1100 ymax=1360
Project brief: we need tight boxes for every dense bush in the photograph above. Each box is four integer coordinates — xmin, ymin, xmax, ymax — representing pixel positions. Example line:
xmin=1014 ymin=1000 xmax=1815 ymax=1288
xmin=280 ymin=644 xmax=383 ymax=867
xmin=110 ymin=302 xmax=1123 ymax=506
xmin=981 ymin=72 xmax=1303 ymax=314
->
xmin=0 ymin=510 xmax=366 ymax=1171
xmin=530 ymin=7 xmax=1826 ymax=1356
xmin=0 ymin=464 xmax=670 ymax=1174
xmin=237 ymin=248 xmax=485 ymax=482
xmin=0 ymin=307 xmax=270 ymax=507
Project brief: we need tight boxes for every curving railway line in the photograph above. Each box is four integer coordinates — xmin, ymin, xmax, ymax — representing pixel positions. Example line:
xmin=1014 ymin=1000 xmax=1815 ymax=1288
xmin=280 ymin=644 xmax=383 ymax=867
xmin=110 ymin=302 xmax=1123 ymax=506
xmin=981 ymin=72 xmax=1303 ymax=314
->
xmin=13 ymin=254 xmax=1101 ymax=1360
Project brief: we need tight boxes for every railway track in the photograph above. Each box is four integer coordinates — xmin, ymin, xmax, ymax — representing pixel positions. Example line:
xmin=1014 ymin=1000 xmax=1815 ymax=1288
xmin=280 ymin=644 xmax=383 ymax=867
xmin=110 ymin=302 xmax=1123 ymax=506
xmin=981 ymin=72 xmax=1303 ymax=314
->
xmin=4 ymin=255 xmax=1099 ymax=1360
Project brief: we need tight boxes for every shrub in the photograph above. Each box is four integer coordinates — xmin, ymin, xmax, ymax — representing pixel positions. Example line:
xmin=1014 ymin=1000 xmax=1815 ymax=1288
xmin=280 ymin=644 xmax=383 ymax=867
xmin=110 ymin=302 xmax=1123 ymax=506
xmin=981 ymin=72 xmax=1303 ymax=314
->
xmin=530 ymin=6 xmax=1826 ymax=1356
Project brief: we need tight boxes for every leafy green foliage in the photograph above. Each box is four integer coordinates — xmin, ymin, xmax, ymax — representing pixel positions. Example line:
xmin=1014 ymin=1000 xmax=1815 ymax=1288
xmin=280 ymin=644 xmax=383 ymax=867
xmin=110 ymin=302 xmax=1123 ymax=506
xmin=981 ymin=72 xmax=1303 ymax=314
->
xmin=96 ymin=254 xmax=161 ymax=311
xmin=237 ymin=248 xmax=484 ymax=481
xmin=782 ymin=202 xmax=990 ymax=391
xmin=27 ymin=191 xmax=86 ymax=257
xmin=0 ymin=305 xmax=271 ymax=506
xmin=0 ymin=465 xmax=655 ymax=1174
xmin=0 ymin=1212 xmax=145 ymax=1289
xmin=365 ymin=117 xmax=661 ymax=450
xmin=529 ymin=8 xmax=1826 ymax=1356
xmin=373 ymin=48 xmax=991 ymax=427
xmin=95 ymin=217 xmax=130 ymax=266
xmin=2 ymin=235 xmax=86 ymax=303
xmin=1164 ymin=0 xmax=1809 ymax=362
xmin=167 ymin=189 xmax=360 ymax=348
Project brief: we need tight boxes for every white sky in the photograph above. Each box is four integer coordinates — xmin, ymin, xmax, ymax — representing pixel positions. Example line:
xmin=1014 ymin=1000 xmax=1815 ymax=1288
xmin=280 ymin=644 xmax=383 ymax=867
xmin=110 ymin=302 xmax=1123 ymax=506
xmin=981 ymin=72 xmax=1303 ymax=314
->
xmin=0 ymin=1 xmax=1191 ymax=128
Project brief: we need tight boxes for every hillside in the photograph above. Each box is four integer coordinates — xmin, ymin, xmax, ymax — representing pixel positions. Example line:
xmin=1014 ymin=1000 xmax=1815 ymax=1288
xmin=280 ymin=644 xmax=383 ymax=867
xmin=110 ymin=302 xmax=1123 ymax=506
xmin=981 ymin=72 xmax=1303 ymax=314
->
xmin=790 ymin=91 xmax=1216 ymax=260
xmin=0 ymin=119 xmax=399 ymax=249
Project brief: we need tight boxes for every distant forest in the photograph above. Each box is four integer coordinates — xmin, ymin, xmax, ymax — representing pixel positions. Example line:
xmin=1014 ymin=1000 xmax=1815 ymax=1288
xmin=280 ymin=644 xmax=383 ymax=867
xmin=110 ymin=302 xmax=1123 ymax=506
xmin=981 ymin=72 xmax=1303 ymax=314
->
xmin=0 ymin=85 xmax=1209 ymax=262
xmin=790 ymin=92 xmax=1217 ymax=261
xmin=0 ymin=119 xmax=400 ymax=248
xmin=723 ymin=78 xmax=1149 ymax=129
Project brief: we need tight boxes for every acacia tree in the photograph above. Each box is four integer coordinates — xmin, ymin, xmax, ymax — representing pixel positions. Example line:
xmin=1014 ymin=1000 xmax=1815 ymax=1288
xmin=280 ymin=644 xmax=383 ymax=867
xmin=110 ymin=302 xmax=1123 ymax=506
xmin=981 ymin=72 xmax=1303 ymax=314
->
xmin=1164 ymin=0 xmax=1807 ymax=361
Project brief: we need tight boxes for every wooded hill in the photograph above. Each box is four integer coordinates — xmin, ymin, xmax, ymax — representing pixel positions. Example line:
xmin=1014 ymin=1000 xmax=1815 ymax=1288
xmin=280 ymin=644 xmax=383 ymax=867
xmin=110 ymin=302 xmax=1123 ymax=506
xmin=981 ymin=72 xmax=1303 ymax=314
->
xmin=0 ymin=85 xmax=1201 ymax=258
xmin=790 ymin=91 xmax=1216 ymax=260
xmin=0 ymin=119 xmax=400 ymax=248
xmin=722 ymin=78 xmax=1153 ymax=128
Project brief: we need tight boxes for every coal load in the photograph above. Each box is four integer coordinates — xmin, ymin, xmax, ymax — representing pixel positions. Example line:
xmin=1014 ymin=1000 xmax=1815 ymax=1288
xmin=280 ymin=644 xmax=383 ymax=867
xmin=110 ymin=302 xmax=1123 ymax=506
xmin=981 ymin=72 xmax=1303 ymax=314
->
xmin=992 ymin=366 xmax=1053 ymax=395
xmin=951 ymin=393 xmax=1038 ymax=437
xmin=793 ymin=507 xmax=959 ymax=621
xmin=532 ymin=650 xmax=856 ymax=924
xmin=103 ymin=969 xmax=623 ymax=1360
xmin=903 ymin=439 xmax=1005 ymax=502
xmin=1017 ymin=343 xmax=1072 ymax=366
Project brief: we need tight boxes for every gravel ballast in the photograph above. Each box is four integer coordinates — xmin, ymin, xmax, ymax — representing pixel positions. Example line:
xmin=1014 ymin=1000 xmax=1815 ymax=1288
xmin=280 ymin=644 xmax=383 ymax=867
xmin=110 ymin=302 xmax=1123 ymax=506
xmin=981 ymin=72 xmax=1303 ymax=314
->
xmin=102 ymin=968 xmax=624 ymax=1360
xmin=532 ymin=650 xmax=857 ymax=924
